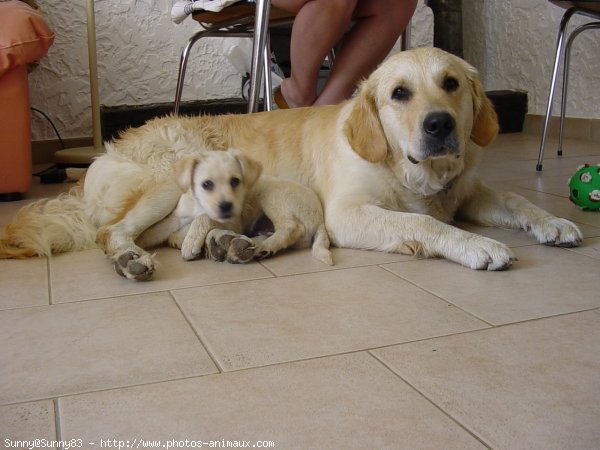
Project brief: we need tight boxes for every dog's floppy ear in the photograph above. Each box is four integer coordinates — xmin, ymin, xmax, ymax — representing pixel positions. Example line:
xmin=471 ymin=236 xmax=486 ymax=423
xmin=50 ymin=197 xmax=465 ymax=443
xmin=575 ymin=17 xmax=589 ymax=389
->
xmin=173 ymin=156 xmax=200 ymax=192
xmin=463 ymin=62 xmax=499 ymax=147
xmin=343 ymin=81 xmax=388 ymax=163
xmin=231 ymin=149 xmax=263 ymax=188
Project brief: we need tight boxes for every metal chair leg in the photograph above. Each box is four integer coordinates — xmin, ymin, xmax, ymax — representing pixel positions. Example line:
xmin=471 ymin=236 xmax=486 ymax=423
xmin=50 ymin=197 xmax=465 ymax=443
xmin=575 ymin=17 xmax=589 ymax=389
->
xmin=263 ymin=34 xmax=273 ymax=111
xmin=557 ymin=21 xmax=600 ymax=156
xmin=248 ymin=0 xmax=271 ymax=113
xmin=536 ymin=7 xmax=578 ymax=171
xmin=174 ymin=30 xmax=207 ymax=115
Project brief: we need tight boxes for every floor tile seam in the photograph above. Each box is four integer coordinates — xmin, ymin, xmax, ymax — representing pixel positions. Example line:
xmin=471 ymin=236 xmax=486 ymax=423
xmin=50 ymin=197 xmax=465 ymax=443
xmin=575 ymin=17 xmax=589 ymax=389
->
xmin=257 ymin=260 xmax=278 ymax=277
xmin=0 ymin=351 xmax=379 ymax=408
xmin=168 ymin=290 xmax=224 ymax=374
xmin=46 ymin=256 xmax=53 ymax=306
xmin=45 ymin=273 xmax=276 ymax=305
xmin=369 ymin=305 xmax=600 ymax=345
xmin=0 ymin=371 xmax=220 ymax=408
xmin=366 ymin=350 xmax=493 ymax=450
xmin=4 ymin=304 xmax=598 ymax=408
xmin=480 ymin=305 xmax=600 ymax=329
xmin=260 ymin=260 xmax=405 ymax=278
xmin=564 ymin=246 xmax=600 ymax=260
xmin=376 ymin=263 xmax=496 ymax=327
xmin=1 ymin=335 xmax=506 ymax=407
xmin=513 ymin=185 xmax=570 ymax=199
xmin=53 ymin=398 xmax=62 ymax=443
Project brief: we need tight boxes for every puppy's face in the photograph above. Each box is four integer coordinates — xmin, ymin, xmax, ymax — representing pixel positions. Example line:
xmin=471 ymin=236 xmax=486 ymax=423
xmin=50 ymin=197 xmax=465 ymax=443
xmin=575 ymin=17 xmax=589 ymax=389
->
xmin=344 ymin=47 xmax=498 ymax=165
xmin=174 ymin=150 xmax=262 ymax=223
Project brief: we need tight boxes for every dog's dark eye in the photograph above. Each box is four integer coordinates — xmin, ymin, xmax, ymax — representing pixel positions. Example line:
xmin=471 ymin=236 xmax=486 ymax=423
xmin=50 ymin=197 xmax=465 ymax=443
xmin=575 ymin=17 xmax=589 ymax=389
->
xmin=230 ymin=177 xmax=240 ymax=188
xmin=201 ymin=180 xmax=214 ymax=191
xmin=443 ymin=76 xmax=459 ymax=92
xmin=391 ymin=86 xmax=411 ymax=101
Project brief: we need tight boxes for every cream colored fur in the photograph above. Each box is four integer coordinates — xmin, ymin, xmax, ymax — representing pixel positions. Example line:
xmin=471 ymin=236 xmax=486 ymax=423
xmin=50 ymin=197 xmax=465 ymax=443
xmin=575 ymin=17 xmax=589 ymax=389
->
xmin=185 ymin=173 xmax=333 ymax=265
xmin=0 ymin=47 xmax=583 ymax=274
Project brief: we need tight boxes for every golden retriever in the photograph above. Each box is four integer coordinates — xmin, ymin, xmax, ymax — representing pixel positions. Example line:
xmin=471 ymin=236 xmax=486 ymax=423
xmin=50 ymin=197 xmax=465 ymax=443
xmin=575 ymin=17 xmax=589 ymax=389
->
xmin=194 ymin=173 xmax=333 ymax=266
xmin=94 ymin=148 xmax=261 ymax=279
xmin=0 ymin=47 xmax=582 ymax=279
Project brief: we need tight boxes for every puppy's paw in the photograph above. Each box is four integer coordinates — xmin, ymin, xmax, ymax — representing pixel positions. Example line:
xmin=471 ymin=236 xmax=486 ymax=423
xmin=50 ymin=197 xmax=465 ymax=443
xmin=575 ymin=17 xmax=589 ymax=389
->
xmin=459 ymin=235 xmax=516 ymax=271
xmin=113 ymin=250 xmax=155 ymax=281
xmin=206 ymin=229 xmax=239 ymax=262
xmin=226 ymin=236 xmax=256 ymax=264
xmin=180 ymin=234 xmax=204 ymax=261
xmin=531 ymin=218 xmax=583 ymax=248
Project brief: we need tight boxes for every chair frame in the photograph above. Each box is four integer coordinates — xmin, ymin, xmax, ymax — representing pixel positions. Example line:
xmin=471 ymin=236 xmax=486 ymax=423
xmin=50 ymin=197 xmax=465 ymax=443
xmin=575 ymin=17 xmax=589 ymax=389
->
xmin=174 ymin=0 xmax=285 ymax=115
xmin=174 ymin=0 xmax=411 ymax=116
xmin=537 ymin=4 xmax=600 ymax=171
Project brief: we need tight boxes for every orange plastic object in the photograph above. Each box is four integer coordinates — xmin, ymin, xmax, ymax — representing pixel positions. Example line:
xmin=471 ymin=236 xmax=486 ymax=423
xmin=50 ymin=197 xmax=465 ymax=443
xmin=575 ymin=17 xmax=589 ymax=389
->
xmin=0 ymin=65 xmax=32 ymax=195
xmin=0 ymin=1 xmax=55 ymax=197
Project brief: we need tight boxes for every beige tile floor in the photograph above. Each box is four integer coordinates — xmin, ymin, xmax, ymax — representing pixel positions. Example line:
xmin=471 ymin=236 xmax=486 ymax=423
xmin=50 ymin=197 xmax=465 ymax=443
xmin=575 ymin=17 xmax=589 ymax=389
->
xmin=1 ymin=133 xmax=599 ymax=449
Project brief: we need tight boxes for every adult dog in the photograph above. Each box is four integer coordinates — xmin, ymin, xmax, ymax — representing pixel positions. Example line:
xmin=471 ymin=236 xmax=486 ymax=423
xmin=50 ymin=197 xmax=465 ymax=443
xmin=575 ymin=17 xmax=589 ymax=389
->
xmin=0 ymin=47 xmax=582 ymax=278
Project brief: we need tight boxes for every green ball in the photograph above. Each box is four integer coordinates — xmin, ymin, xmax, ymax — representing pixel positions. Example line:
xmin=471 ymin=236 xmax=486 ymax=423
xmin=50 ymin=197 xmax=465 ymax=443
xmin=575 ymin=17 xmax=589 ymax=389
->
xmin=568 ymin=164 xmax=600 ymax=210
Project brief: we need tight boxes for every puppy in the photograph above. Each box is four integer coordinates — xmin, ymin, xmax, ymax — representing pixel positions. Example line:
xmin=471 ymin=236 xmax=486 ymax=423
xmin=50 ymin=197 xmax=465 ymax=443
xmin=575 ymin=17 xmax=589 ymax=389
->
xmin=136 ymin=149 xmax=261 ymax=261
xmin=196 ymin=173 xmax=333 ymax=265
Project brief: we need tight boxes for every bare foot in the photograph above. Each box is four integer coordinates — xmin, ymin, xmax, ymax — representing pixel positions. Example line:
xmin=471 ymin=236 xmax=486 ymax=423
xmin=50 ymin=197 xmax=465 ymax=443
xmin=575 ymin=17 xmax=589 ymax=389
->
xmin=279 ymin=78 xmax=316 ymax=108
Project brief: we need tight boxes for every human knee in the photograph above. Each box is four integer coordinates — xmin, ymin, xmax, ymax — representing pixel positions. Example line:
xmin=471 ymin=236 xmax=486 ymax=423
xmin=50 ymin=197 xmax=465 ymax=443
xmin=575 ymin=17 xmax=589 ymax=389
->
xmin=322 ymin=0 xmax=357 ymax=22
xmin=361 ymin=0 xmax=417 ymax=26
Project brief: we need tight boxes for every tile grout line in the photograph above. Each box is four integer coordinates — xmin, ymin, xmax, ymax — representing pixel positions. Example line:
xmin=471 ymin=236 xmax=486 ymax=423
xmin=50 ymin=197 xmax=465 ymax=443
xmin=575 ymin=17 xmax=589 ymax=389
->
xmin=53 ymin=398 xmax=62 ymax=445
xmin=2 ymin=301 xmax=599 ymax=408
xmin=377 ymin=263 xmax=497 ymax=328
xmin=366 ymin=351 xmax=494 ymax=450
xmin=168 ymin=290 xmax=224 ymax=374
xmin=46 ymin=257 xmax=54 ymax=306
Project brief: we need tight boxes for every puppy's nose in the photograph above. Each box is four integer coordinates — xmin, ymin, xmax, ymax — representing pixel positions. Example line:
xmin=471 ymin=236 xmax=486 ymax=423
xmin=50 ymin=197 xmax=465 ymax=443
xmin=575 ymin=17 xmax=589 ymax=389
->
xmin=423 ymin=112 xmax=456 ymax=140
xmin=219 ymin=201 xmax=233 ymax=215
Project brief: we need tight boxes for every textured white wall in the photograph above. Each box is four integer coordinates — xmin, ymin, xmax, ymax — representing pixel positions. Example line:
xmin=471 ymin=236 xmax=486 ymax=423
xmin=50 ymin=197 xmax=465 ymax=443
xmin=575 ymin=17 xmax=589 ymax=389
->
xmin=28 ymin=0 xmax=432 ymax=140
xmin=463 ymin=0 xmax=600 ymax=119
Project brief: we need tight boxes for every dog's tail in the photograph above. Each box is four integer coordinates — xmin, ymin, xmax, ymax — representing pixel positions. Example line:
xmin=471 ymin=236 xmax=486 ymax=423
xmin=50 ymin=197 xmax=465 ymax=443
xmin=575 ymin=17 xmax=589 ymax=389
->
xmin=311 ymin=224 xmax=333 ymax=265
xmin=0 ymin=187 xmax=97 ymax=259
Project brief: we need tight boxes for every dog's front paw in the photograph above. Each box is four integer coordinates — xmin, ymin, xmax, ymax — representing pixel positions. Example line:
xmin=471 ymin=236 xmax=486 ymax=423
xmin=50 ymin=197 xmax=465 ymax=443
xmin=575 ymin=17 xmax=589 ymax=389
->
xmin=113 ymin=250 xmax=155 ymax=281
xmin=180 ymin=234 xmax=204 ymax=261
xmin=459 ymin=235 xmax=516 ymax=271
xmin=226 ymin=236 xmax=256 ymax=264
xmin=531 ymin=218 xmax=583 ymax=248
xmin=206 ymin=229 xmax=239 ymax=262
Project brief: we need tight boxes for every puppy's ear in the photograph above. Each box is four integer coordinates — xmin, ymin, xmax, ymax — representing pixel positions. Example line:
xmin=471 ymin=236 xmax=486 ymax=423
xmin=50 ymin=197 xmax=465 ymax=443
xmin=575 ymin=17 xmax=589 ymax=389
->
xmin=343 ymin=81 xmax=388 ymax=163
xmin=173 ymin=156 xmax=200 ymax=192
xmin=231 ymin=149 xmax=263 ymax=188
xmin=464 ymin=63 xmax=499 ymax=147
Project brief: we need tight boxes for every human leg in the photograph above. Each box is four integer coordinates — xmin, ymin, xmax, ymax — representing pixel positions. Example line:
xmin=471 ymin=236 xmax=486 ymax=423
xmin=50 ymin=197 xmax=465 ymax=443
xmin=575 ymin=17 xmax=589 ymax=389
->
xmin=272 ymin=0 xmax=357 ymax=107
xmin=314 ymin=0 xmax=417 ymax=106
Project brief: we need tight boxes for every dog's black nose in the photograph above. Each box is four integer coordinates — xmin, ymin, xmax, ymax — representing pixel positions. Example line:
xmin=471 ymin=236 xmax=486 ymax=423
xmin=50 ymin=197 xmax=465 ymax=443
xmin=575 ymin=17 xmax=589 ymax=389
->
xmin=423 ymin=112 xmax=456 ymax=140
xmin=219 ymin=201 xmax=233 ymax=214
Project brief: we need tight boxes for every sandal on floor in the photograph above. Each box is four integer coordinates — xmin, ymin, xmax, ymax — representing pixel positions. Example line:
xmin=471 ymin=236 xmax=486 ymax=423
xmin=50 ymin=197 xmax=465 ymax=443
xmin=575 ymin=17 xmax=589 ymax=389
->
xmin=274 ymin=86 xmax=289 ymax=109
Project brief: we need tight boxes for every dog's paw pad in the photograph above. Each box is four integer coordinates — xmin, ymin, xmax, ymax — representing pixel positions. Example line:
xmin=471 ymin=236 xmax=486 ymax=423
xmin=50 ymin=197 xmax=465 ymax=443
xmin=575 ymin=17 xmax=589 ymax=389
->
xmin=114 ymin=250 xmax=154 ymax=281
xmin=227 ymin=237 xmax=256 ymax=264
xmin=206 ymin=229 xmax=240 ymax=262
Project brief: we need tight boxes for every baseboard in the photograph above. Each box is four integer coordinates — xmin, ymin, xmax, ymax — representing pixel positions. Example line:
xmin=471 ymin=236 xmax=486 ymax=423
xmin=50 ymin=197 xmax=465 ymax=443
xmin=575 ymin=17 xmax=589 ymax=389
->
xmin=32 ymin=104 xmax=600 ymax=166
xmin=523 ymin=114 xmax=600 ymax=142
xmin=32 ymin=99 xmax=250 ymax=165
xmin=100 ymin=98 xmax=250 ymax=142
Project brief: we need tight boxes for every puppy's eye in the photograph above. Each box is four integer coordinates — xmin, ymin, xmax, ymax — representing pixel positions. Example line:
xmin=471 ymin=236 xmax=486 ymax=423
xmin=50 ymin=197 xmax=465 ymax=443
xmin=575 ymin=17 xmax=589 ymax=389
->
xmin=392 ymin=86 xmax=411 ymax=101
xmin=230 ymin=177 xmax=240 ymax=188
xmin=201 ymin=180 xmax=214 ymax=191
xmin=443 ymin=77 xmax=459 ymax=92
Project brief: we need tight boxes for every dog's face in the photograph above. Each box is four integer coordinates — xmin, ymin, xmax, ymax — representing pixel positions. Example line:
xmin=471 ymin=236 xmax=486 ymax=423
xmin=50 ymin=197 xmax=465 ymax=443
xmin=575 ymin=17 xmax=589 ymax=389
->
xmin=173 ymin=149 xmax=262 ymax=223
xmin=344 ymin=47 xmax=498 ymax=165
